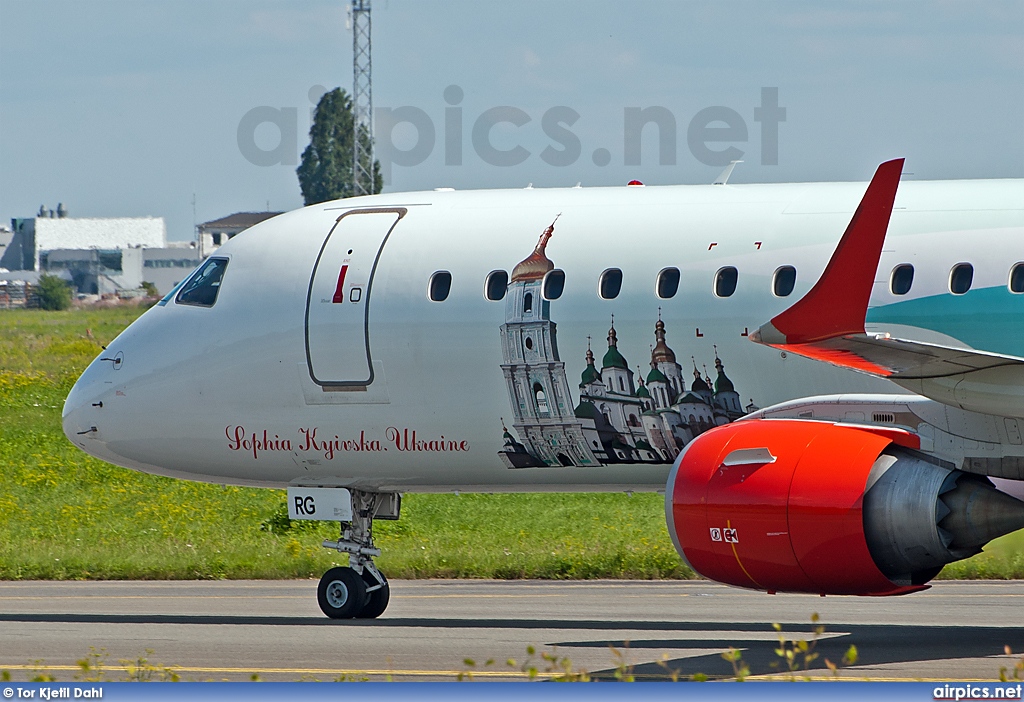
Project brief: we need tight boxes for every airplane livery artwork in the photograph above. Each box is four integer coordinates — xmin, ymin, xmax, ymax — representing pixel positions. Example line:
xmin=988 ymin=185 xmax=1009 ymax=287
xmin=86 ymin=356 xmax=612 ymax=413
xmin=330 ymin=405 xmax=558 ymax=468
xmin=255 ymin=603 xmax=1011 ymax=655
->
xmin=497 ymin=222 xmax=753 ymax=469
xmin=62 ymin=159 xmax=1024 ymax=618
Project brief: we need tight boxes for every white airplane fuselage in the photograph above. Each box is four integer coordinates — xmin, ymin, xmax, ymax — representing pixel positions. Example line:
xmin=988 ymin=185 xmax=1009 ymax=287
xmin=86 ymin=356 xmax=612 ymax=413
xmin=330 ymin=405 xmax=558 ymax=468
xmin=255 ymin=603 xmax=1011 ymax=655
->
xmin=63 ymin=177 xmax=1024 ymax=493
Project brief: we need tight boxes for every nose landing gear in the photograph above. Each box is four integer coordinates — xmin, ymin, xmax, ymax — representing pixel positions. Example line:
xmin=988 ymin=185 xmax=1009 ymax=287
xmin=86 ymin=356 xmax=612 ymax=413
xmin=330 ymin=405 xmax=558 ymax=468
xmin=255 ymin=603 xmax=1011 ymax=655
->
xmin=317 ymin=490 xmax=398 ymax=619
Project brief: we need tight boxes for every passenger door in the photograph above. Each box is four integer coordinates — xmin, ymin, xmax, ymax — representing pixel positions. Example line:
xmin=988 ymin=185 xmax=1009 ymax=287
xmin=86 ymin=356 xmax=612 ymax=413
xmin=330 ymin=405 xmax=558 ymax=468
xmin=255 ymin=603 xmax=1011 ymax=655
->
xmin=304 ymin=208 xmax=406 ymax=389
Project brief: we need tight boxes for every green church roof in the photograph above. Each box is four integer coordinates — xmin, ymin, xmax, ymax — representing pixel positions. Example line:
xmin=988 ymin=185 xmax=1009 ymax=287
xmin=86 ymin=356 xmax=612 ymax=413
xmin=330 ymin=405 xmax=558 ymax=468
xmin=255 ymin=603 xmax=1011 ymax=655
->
xmin=677 ymin=392 xmax=707 ymax=405
xmin=691 ymin=368 xmax=710 ymax=393
xmin=647 ymin=366 xmax=668 ymax=384
xmin=602 ymin=346 xmax=629 ymax=370
xmin=715 ymin=358 xmax=735 ymax=393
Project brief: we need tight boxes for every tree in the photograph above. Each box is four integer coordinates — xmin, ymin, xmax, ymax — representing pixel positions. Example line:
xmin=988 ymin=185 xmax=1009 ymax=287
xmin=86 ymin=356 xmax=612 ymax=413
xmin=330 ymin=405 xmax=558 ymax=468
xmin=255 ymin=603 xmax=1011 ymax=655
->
xmin=297 ymin=88 xmax=382 ymax=205
xmin=36 ymin=274 xmax=72 ymax=311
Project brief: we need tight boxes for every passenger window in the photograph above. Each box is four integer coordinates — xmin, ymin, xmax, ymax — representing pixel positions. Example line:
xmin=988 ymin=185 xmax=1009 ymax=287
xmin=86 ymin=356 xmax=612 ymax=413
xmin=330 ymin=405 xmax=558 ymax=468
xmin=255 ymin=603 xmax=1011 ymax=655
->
xmin=1010 ymin=263 xmax=1024 ymax=293
xmin=949 ymin=263 xmax=973 ymax=295
xmin=890 ymin=264 xmax=914 ymax=296
xmin=656 ymin=267 xmax=680 ymax=299
xmin=772 ymin=266 xmax=796 ymax=297
xmin=428 ymin=271 xmax=452 ymax=302
xmin=714 ymin=267 xmax=738 ymax=298
xmin=485 ymin=270 xmax=508 ymax=301
xmin=175 ymin=258 xmax=228 ymax=307
xmin=599 ymin=268 xmax=622 ymax=300
xmin=542 ymin=269 xmax=565 ymax=300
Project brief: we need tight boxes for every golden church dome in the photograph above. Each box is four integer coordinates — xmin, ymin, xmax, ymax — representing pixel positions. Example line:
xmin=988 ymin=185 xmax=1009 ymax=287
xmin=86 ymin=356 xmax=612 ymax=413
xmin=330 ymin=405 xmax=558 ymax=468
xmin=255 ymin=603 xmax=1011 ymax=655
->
xmin=511 ymin=224 xmax=555 ymax=282
xmin=651 ymin=318 xmax=676 ymax=364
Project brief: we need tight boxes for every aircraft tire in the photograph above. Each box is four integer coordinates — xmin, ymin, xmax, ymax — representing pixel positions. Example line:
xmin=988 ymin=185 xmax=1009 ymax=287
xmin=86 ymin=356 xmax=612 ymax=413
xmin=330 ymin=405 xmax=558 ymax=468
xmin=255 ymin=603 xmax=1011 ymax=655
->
xmin=317 ymin=567 xmax=367 ymax=619
xmin=356 ymin=572 xmax=390 ymax=619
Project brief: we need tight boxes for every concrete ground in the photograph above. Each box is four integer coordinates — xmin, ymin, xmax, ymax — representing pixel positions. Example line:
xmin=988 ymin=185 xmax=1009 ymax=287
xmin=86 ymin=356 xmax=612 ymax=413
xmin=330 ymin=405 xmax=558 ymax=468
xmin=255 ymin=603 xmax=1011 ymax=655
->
xmin=0 ymin=579 xmax=1021 ymax=681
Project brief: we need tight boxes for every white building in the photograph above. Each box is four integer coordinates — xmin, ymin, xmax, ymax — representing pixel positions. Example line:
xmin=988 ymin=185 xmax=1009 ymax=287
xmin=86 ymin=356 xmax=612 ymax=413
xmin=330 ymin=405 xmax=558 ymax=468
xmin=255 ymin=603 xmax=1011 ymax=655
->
xmin=142 ymin=243 xmax=203 ymax=296
xmin=2 ymin=213 xmax=166 ymax=272
xmin=3 ymin=208 xmax=284 ymax=297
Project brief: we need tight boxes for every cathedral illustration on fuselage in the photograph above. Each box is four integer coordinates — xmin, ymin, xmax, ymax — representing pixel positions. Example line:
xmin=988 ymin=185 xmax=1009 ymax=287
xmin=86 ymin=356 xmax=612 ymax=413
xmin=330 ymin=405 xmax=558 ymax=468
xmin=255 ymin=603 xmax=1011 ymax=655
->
xmin=498 ymin=222 xmax=757 ymax=469
xmin=497 ymin=222 xmax=602 ymax=468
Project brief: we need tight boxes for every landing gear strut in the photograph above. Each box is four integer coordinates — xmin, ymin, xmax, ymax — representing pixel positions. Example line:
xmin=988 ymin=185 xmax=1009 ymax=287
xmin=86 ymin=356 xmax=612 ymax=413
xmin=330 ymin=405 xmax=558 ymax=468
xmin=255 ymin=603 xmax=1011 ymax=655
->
xmin=317 ymin=490 xmax=399 ymax=619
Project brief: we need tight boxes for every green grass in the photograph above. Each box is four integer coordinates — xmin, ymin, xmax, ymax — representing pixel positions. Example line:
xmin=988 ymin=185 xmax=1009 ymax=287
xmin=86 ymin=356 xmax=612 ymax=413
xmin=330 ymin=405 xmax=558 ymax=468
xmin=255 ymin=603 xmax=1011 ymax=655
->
xmin=0 ymin=306 xmax=1020 ymax=581
xmin=937 ymin=529 xmax=1024 ymax=580
xmin=0 ymin=307 xmax=686 ymax=580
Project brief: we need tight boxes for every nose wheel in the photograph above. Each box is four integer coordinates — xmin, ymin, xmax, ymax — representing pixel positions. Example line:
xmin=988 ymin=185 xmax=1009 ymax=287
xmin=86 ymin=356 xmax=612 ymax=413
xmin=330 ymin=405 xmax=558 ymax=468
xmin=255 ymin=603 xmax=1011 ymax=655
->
xmin=316 ymin=490 xmax=397 ymax=619
xmin=316 ymin=566 xmax=390 ymax=619
xmin=317 ymin=567 xmax=367 ymax=619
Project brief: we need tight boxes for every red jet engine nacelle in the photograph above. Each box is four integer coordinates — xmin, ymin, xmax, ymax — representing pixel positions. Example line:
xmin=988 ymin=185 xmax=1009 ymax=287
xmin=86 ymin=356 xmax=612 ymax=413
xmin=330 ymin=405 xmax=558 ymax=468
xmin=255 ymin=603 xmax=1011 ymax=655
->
xmin=667 ymin=419 xmax=925 ymax=596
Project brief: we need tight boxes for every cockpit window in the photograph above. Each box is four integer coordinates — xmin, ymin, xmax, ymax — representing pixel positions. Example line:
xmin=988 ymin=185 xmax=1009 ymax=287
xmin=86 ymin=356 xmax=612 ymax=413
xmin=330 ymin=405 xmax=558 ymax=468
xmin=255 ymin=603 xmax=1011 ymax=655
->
xmin=176 ymin=258 xmax=229 ymax=307
xmin=157 ymin=278 xmax=186 ymax=307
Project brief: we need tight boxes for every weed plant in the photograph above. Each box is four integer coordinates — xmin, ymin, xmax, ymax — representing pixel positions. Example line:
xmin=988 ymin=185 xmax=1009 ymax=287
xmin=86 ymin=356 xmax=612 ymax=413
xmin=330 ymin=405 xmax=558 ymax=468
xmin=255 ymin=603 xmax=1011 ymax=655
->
xmin=1001 ymin=647 xmax=1024 ymax=682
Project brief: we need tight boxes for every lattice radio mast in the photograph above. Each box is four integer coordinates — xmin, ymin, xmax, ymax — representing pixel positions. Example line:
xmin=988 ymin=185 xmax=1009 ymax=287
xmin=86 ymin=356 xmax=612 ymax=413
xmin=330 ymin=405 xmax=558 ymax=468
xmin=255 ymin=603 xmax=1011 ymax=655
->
xmin=350 ymin=0 xmax=373 ymax=196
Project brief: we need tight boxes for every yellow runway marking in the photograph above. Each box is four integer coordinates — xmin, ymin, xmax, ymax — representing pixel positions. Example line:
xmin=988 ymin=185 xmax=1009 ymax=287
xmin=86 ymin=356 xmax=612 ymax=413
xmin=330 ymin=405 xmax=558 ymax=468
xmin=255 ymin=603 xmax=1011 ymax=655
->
xmin=0 ymin=597 xmax=569 ymax=601
xmin=399 ymin=597 xmax=696 ymax=601
xmin=747 ymin=675 xmax=1006 ymax=682
xmin=0 ymin=596 xmax=294 ymax=601
xmin=2 ymin=591 xmax=1020 ymax=604
xmin=0 ymin=664 xmax=542 ymax=678
xmin=0 ymin=664 xmax=1007 ymax=682
xmin=0 ymin=593 xmax=569 ymax=601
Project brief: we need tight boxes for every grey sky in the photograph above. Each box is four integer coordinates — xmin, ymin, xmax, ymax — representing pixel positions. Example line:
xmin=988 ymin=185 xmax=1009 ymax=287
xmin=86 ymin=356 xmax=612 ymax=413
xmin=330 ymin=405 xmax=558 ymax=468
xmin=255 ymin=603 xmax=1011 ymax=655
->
xmin=1 ymin=0 xmax=1021 ymax=241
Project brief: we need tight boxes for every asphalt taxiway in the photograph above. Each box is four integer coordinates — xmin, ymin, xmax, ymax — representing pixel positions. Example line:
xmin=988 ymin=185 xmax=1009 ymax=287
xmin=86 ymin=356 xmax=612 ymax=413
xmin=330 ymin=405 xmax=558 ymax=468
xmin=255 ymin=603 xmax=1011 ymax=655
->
xmin=0 ymin=579 xmax=1021 ymax=681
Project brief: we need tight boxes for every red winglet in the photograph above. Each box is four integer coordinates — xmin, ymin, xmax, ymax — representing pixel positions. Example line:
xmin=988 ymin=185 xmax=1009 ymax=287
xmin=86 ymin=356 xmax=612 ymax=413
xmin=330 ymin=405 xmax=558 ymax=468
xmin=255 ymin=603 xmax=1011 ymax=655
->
xmin=755 ymin=158 xmax=904 ymax=345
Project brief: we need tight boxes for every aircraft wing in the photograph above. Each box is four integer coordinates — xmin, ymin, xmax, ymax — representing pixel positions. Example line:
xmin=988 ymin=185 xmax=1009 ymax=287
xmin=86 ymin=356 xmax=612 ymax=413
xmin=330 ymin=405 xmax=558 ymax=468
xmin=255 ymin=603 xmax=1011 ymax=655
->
xmin=759 ymin=332 xmax=1024 ymax=379
xmin=750 ymin=158 xmax=1024 ymax=416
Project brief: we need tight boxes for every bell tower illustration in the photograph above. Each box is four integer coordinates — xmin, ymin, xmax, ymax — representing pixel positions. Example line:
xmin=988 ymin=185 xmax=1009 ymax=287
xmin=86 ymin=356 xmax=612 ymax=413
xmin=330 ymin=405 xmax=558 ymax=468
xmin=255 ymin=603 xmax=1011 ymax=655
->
xmin=498 ymin=221 xmax=600 ymax=468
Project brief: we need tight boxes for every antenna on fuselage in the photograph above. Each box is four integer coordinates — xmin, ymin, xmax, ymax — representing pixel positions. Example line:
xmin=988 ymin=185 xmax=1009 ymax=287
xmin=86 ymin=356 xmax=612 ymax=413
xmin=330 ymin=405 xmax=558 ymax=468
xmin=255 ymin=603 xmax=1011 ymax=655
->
xmin=713 ymin=160 xmax=743 ymax=185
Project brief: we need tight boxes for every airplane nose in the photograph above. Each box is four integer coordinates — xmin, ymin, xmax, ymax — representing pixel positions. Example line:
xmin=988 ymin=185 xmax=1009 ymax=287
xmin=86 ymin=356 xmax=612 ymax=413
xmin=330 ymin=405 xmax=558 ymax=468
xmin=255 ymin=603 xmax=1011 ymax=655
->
xmin=61 ymin=348 xmax=127 ymax=461
xmin=62 ymin=371 xmax=103 ymax=446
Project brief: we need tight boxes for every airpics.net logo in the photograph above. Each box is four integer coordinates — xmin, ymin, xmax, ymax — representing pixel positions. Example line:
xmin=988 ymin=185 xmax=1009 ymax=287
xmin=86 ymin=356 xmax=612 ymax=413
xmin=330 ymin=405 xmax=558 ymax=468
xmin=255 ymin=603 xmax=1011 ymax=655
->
xmin=933 ymin=683 xmax=1023 ymax=700
xmin=236 ymin=85 xmax=786 ymax=184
